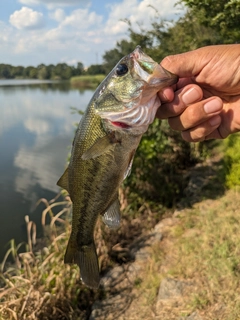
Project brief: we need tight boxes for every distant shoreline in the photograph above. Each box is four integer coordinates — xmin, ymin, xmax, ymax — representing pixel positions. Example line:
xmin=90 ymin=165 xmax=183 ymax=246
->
xmin=0 ymin=75 xmax=105 ymax=88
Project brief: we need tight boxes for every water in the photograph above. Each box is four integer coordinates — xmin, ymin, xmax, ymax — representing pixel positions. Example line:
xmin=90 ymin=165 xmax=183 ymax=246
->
xmin=0 ymin=79 xmax=93 ymax=259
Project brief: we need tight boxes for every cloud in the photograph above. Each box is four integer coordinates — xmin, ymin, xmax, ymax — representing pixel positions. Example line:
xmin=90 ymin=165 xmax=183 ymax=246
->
xmin=9 ymin=7 xmax=45 ymax=30
xmin=104 ymin=0 xmax=180 ymax=36
xmin=2 ymin=0 xmax=184 ymax=68
xmin=62 ymin=8 xmax=102 ymax=29
xmin=24 ymin=118 xmax=51 ymax=135
xmin=49 ymin=8 xmax=65 ymax=22
xmin=18 ymin=0 xmax=89 ymax=7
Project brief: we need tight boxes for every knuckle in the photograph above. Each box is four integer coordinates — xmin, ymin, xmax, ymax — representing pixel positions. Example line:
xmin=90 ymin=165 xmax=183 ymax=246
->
xmin=190 ymin=126 xmax=210 ymax=142
xmin=186 ymin=107 xmax=201 ymax=123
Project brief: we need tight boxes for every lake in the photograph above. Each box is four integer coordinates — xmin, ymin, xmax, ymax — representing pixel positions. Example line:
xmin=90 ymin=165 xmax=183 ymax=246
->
xmin=0 ymin=79 xmax=93 ymax=260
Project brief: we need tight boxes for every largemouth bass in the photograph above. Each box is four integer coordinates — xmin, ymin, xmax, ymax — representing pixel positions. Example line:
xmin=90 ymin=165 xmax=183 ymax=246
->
xmin=57 ymin=46 xmax=178 ymax=289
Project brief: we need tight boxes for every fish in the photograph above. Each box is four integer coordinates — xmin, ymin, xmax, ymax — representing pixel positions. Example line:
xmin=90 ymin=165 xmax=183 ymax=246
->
xmin=57 ymin=46 xmax=178 ymax=289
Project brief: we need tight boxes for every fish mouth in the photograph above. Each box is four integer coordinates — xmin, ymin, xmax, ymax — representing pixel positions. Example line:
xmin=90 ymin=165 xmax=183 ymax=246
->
xmin=110 ymin=121 xmax=131 ymax=129
xmin=98 ymin=47 xmax=178 ymax=133
xmin=131 ymin=46 xmax=178 ymax=87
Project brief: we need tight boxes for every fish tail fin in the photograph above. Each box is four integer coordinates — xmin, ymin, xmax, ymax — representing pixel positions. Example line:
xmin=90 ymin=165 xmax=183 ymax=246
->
xmin=64 ymin=240 xmax=100 ymax=289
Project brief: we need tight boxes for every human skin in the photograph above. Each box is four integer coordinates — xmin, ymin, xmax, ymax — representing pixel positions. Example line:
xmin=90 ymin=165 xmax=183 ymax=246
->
xmin=156 ymin=44 xmax=240 ymax=142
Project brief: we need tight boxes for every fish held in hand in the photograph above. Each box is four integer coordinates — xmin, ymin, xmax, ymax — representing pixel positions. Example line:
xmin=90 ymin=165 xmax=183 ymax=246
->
xmin=57 ymin=46 xmax=178 ymax=289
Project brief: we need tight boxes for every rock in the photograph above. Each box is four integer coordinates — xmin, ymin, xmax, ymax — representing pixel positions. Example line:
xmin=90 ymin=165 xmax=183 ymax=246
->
xmin=179 ymin=312 xmax=203 ymax=320
xmin=101 ymin=265 xmax=125 ymax=288
xmin=158 ymin=278 xmax=185 ymax=300
xmin=186 ymin=312 xmax=203 ymax=320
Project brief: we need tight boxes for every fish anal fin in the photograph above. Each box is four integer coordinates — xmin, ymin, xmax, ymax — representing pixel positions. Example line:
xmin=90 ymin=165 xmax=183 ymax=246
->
xmin=64 ymin=239 xmax=100 ymax=289
xmin=57 ymin=167 xmax=69 ymax=192
xmin=102 ymin=198 xmax=121 ymax=229
xmin=81 ymin=131 xmax=121 ymax=160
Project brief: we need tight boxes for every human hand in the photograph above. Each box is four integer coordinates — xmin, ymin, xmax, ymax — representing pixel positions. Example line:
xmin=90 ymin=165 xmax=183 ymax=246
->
xmin=157 ymin=44 xmax=240 ymax=141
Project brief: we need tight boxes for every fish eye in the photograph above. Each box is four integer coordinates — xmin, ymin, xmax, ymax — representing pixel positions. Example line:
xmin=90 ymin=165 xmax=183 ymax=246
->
xmin=116 ymin=64 xmax=128 ymax=76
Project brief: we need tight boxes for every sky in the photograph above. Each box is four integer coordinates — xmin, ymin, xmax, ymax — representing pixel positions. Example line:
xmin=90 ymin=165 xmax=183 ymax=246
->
xmin=0 ymin=0 xmax=184 ymax=68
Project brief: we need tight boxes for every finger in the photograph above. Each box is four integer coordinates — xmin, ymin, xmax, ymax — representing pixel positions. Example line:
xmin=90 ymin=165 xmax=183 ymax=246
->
xmin=168 ymin=97 xmax=223 ymax=131
xmin=158 ymin=79 xmax=195 ymax=102
xmin=156 ymin=84 xmax=203 ymax=119
xmin=158 ymin=87 xmax=175 ymax=102
xmin=181 ymin=115 xmax=222 ymax=142
xmin=176 ymin=78 xmax=195 ymax=90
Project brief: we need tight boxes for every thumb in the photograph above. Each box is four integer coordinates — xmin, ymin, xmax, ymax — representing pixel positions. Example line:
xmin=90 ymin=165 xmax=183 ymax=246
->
xmin=160 ymin=47 xmax=211 ymax=78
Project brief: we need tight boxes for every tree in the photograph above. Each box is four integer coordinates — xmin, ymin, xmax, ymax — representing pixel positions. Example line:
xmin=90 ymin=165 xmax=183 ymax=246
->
xmin=0 ymin=64 xmax=12 ymax=78
xmin=76 ymin=62 xmax=84 ymax=75
xmin=87 ymin=64 xmax=105 ymax=75
xmin=29 ymin=68 xmax=38 ymax=79
xmin=37 ymin=64 xmax=50 ymax=79
xmin=181 ymin=0 xmax=240 ymax=43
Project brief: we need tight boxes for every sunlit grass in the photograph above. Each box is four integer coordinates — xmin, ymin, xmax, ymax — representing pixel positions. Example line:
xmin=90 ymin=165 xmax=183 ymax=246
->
xmin=70 ymin=74 xmax=105 ymax=88
xmin=166 ymin=189 xmax=240 ymax=319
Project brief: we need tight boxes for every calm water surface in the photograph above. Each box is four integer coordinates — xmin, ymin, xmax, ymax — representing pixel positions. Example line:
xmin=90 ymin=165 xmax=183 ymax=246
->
xmin=0 ymin=79 xmax=93 ymax=259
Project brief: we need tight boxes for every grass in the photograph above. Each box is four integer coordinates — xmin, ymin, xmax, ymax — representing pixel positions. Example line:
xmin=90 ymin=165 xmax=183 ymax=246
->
xmin=70 ymin=74 xmax=105 ymax=88
xmin=0 ymin=195 xmax=103 ymax=320
xmin=0 ymin=188 xmax=163 ymax=319
xmin=159 ymin=189 xmax=240 ymax=319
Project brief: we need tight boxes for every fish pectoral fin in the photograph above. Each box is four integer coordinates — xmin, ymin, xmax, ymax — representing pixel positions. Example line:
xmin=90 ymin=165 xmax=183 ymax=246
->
xmin=81 ymin=132 xmax=121 ymax=160
xmin=102 ymin=198 xmax=121 ymax=229
xmin=64 ymin=240 xmax=100 ymax=289
xmin=57 ymin=167 xmax=69 ymax=192
xmin=123 ymin=149 xmax=136 ymax=179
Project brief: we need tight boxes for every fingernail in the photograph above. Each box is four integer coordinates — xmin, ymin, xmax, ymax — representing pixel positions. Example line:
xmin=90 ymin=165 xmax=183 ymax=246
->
xmin=204 ymin=99 xmax=222 ymax=114
xmin=209 ymin=115 xmax=221 ymax=126
xmin=182 ymin=88 xmax=202 ymax=105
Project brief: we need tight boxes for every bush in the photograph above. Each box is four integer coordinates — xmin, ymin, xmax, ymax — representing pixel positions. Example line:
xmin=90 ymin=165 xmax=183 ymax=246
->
xmin=124 ymin=119 xmax=199 ymax=208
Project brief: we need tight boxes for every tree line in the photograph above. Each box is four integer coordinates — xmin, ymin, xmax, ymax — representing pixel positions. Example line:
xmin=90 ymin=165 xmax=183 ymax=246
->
xmin=0 ymin=62 xmax=106 ymax=80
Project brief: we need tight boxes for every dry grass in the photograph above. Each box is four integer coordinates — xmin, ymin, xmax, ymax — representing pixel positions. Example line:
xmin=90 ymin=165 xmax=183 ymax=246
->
xmin=0 ymin=195 xmax=104 ymax=320
xmin=0 ymin=188 xmax=162 ymax=320
xmin=157 ymin=189 xmax=240 ymax=319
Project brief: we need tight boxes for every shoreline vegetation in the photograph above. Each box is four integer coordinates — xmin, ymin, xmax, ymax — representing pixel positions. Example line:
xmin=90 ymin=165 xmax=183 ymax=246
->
xmin=0 ymin=75 xmax=106 ymax=89
xmin=70 ymin=74 xmax=105 ymax=89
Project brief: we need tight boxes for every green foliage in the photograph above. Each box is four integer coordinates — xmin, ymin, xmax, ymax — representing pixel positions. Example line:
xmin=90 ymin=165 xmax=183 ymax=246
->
xmin=70 ymin=74 xmax=105 ymax=88
xmin=181 ymin=0 xmax=240 ymax=43
xmin=0 ymin=61 xmax=85 ymax=80
xmin=87 ymin=64 xmax=105 ymax=75
xmin=124 ymin=119 xmax=197 ymax=208
xmin=223 ymin=133 xmax=240 ymax=188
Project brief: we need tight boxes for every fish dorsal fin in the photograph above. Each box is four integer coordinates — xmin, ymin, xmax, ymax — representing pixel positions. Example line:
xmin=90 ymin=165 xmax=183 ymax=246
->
xmin=124 ymin=149 xmax=136 ymax=180
xmin=57 ymin=167 xmax=69 ymax=192
xmin=102 ymin=198 xmax=121 ymax=229
xmin=81 ymin=132 xmax=121 ymax=160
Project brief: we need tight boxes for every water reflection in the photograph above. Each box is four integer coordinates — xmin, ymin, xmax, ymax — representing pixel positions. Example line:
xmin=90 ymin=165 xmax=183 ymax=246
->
xmin=0 ymin=80 xmax=93 ymax=259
